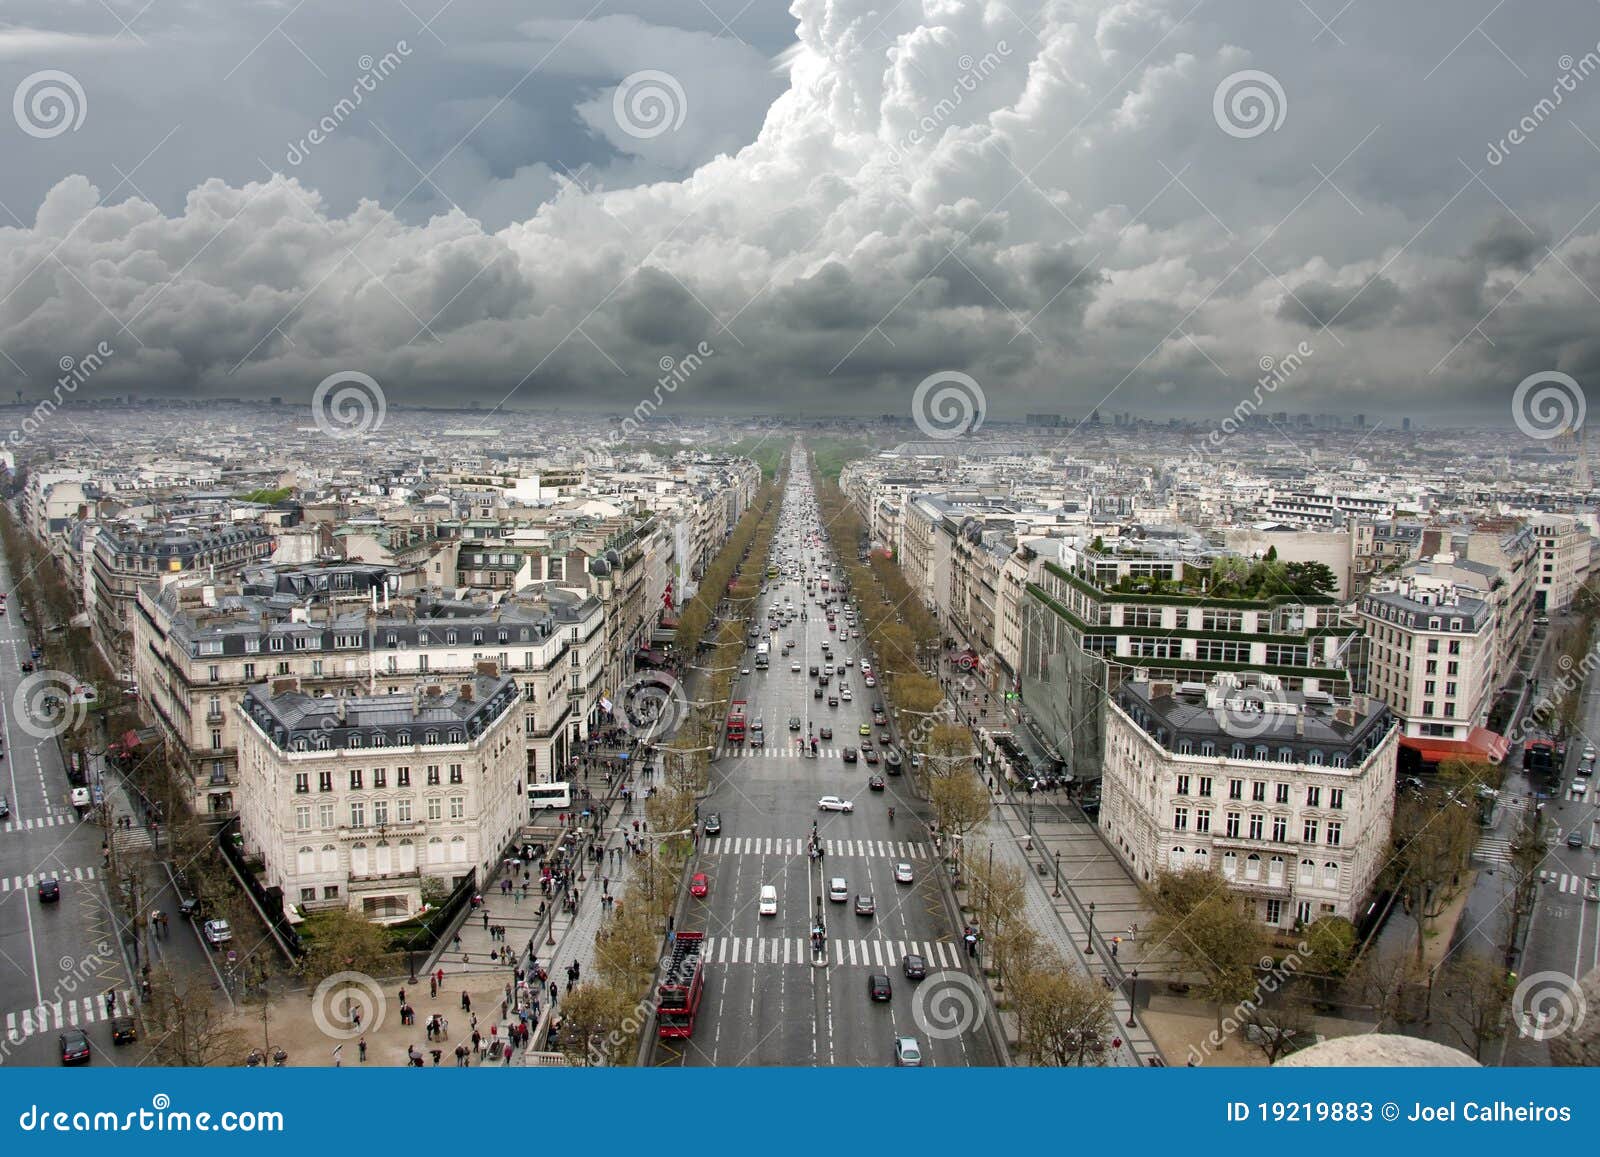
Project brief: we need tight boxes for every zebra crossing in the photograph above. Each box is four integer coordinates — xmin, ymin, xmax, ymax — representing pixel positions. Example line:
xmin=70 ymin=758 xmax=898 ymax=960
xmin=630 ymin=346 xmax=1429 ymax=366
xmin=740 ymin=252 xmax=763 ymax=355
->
xmin=710 ymin=837 xmax=930 ymax=859
xmin=5 ymin=990 xmax=134 ymax=1045
xmin=0 ymin=812 xmax=82 ymax=833
xmin=0 ymin=866 xmax=98 ymax=892
xmin=701 ymin=935 xmax=961 ymax=969
xmin=1474 ymin=837 xmax=1513 ymax=867
xmin=717 ymin=746 xmax=885 ymax=761
xmin=1539 ymin=870 xmax=1597 ymax=896
xmin=110 ymin=826 xmax=154 ymax=855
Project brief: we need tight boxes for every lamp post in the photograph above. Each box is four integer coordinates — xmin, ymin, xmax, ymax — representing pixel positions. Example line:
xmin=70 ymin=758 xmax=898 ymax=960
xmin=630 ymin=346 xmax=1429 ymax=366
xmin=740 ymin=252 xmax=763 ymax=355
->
xmin=1085 ymin=901 xmax=1096 ymax=955
xmin=1053 ymin=850 xmax=1062 ymax=898
xmin=1127 ymin=969 xmax=1139 ymax=1029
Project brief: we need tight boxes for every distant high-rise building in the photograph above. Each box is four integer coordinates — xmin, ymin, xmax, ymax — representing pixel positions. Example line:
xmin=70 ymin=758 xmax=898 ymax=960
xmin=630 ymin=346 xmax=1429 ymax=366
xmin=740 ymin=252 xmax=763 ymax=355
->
xmin=1354 ymin=413 xmax=1365 ymax=428
xmin=270 ymin=396 xmax=283 ymax=406
xmin=1402 ymin=417 xmax=1411 ymax=431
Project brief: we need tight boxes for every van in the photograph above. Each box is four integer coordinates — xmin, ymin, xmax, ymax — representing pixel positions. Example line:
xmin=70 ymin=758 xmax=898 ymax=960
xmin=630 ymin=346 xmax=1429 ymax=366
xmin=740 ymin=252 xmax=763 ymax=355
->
xmin=759 ymin=885 xmax=778 ymax=916
xmin=828 ymin=877 xmax=848 ymax=902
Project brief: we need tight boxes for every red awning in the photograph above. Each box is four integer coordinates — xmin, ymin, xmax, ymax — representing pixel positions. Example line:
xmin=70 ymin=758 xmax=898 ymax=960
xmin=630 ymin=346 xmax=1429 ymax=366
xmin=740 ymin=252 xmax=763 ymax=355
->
xmin=1400 ymin=727 xmax=1510 ymax=766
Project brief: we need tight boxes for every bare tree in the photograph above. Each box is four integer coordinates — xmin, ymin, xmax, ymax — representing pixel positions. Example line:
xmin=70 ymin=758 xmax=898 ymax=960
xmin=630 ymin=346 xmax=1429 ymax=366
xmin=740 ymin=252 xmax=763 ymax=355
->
xmin=1435 ymin=954 xmax=1511 ymax=1061
xmin=1386 ymin=790 xmax=1479 ymax=963
xmin=145 ymin=965 xmax=249 ymax=1066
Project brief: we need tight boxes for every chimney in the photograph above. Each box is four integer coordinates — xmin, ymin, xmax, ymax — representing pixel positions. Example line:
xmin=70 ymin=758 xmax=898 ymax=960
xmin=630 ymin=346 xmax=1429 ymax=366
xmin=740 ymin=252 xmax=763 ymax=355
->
xmin=476 ymin=659 xmax=500 ymax=678
xmin=1149 ymin=681 xmax=1174 ymax=700
xmin=271 ymin=676 xmax=300 ymax=698
xmin=1295 ymin=713 xmax=1305 ymax=737
xmin=459 ymin=682 xmax=474 ymax=703
xmin=336 ymin=699 xmax=348 ymax=724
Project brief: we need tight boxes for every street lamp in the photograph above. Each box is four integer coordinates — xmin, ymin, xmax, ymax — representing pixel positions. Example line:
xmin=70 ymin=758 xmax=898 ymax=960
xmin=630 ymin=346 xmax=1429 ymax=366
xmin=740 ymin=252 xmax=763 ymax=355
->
xmin=1127 ymin=969 xmax=1139 ymax=1029
xmin=1085 ymin=901 xmax=1096 ymax=955
xmin=1053 ymin=850 xmax=1062 ymax=898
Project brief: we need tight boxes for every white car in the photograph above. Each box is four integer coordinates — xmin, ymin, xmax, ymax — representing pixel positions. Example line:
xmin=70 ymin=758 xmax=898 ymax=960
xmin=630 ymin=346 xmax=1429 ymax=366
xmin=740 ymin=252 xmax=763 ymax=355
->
xmin=895 ymin=1036 xmax=923 ymax=1066
xmin=202 ymin=919 xmax=233 ymax=947
xmin=865 ymin=677 xmax=877 ymax=688
xmin=841 ymin=688 xmax=853 ymax=701
xmin=860 ymin=663 xmax=872 ymax=676
xmin=894 ymin=862 xmax=915 ymax=884
xmin=792 ymin=661 xmax=802 ymax=672
xmin=845 ymin=657 xmax=855 ymax=666
xmin=759 ymin=885 xmax=779 ymax=916
xmin=817 ymin=796 xmax=854 ymax=813
xmin=69 ymin=787 xmax=90 ymax=808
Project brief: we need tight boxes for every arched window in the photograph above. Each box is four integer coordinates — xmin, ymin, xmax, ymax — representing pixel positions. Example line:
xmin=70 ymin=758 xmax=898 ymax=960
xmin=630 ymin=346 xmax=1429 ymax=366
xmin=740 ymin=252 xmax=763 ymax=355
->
xmin=1267 ymin=855 xmax=1285 ymax=885
xmin=374 ymin=840 xmax=392 ymax=874
xmin=425 ymin=730 xmax=440 ymax=745
xmin=449 ymin=835 xmax=467 ymax=863
xmin=1299 ymin=858 xmax=1315 ymax=885
xmin=1169 ymin=846 xmax=1187 ymax=871
xmin=350 ymin=842 xmax=369 ymax=875
xmin=429 ymin=836 xmax=445 ymax=864
xmin=1191 ymin=848 xmax=1209 ymax=867
xmin=398 ymin=731 xmax=411 ymax=746
xmin=372 ymin=732 xmax=387 ymax=747
xmin=1322 ymin=861 xmax=1339 ymax=889
xmin=297 ymin=846 xmax=315 ymax=875
xmin=1199 ymin=741 xmax=1216 ymax=757
xmin=1331 ymin=752 xmax=1348 ymax=768
xmin=320 ymin=844 xmax=338 ymax=872
xmin=1244 ymin=853 xmax=1262 ymax=881
xmin=1232 ymin=743 xmax=1246 ymax=760
xmin=1253 ymin=745 xmax=1268 ymax=761
xmin=1176 ymin=739 xmax=1193 ymax=755
xmin=291 ymin=738 xmax=307 ymax=752
xmin=1221 ymin=851 xmax=1238 ymax=879
xmin=1307 ymin=749 xmax=1324 ymax=766
xmin=398 ymin=839 xmax=416 ymax=872
xmin=448 ymin=729 xmax=464 ymax=743
xmin=1276 ymin=746 xmax=1294 ymax=763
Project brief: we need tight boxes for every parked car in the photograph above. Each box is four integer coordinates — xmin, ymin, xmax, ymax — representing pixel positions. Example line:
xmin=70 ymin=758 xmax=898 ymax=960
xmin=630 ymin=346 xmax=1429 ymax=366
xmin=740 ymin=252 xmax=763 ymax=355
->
xmin=202 ymin=918 xmax=233 ymax=947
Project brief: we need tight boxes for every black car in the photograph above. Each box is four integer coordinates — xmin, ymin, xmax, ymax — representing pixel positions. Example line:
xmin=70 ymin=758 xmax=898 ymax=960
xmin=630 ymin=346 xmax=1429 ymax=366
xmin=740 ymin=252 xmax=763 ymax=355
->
xmin=868 ymin=973 xmax=892 ymax=1002
xmin=703 ymin=813 xmax=722 ymax=836
xmin=59 ymin=1028 xmax=91 ymax=1064
xmin=902 ymin=953 xmax=927 ymax=980
xmin=810 ymin=665 xmax=819 ymax=676
xmin=814 ymin=686 xmax=824 ymax=699
xmin=867 ymin=775 xmax=885 ymax=791
xmin=37 ymin=876 xmax=60 ymax=903
xmin=842 ymin=747 xmax=858 ymax=763
xmin=819 ymin=726 xmax=833 ymax=740
xmin=110 ymin=1015 xmax=138 ymax=1045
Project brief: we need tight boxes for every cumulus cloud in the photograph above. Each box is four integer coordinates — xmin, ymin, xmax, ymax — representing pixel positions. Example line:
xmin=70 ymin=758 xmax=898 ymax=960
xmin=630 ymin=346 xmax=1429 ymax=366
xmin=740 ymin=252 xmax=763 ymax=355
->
xmin=3 ymin=0 xmax=1600 ymax=426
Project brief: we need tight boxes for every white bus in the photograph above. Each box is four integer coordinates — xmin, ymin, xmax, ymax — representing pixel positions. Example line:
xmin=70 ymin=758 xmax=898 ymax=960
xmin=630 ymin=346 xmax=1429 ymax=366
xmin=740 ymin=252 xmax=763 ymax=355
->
xmin=528 ymin=782 xmax=573 ymax=812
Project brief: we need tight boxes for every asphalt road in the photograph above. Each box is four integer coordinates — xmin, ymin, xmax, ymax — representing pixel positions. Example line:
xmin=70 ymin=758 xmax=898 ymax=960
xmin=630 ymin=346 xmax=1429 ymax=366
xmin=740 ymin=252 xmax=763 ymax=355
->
xmin=0 ymin=546 xmax=219 ymax=1067
xmin=655 ymin=453 xmax=998 ymax=1068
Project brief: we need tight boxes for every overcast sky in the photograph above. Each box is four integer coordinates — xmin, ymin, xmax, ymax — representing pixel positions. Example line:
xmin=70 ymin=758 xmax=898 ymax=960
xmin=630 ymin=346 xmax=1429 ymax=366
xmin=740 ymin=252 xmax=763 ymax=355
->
xmin=3 ymin=0 xmax=1600 ymax=430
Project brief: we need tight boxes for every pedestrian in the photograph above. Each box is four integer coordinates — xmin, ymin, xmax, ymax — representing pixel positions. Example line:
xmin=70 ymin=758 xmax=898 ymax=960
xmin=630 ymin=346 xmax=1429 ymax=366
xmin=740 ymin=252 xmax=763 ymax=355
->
xmin=550 ymin=981 xmax=559 ymax=1005
xmin=358 ymin=1036 xmax=368 ymax=1062
xmin=483 ymin=910 xmax=490 ymax=930
xmin=461 ymin=991 xmax=471 ymax=1012
xmin=430 ymin=978 xmax=437 ymax=999
xmin=436 ymin=967 xmax=445 ymax=988
xmin=399 ymin=986 xmax=406 ymax=1006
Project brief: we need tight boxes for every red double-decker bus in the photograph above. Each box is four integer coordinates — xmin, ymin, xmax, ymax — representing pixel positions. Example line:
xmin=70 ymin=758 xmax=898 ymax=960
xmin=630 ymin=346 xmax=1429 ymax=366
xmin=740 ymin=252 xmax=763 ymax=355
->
xmin=726 ymin=700 xmax=747 ymax=743
xmin=657 ymin=931 xmax=705 ymax=1039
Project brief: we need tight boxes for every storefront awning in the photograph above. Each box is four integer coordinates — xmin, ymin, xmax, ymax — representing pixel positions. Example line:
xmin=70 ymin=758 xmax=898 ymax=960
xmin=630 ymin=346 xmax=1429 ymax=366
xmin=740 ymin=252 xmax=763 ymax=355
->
xmin=1400 ymin=727 xmax=1510 ymax=766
